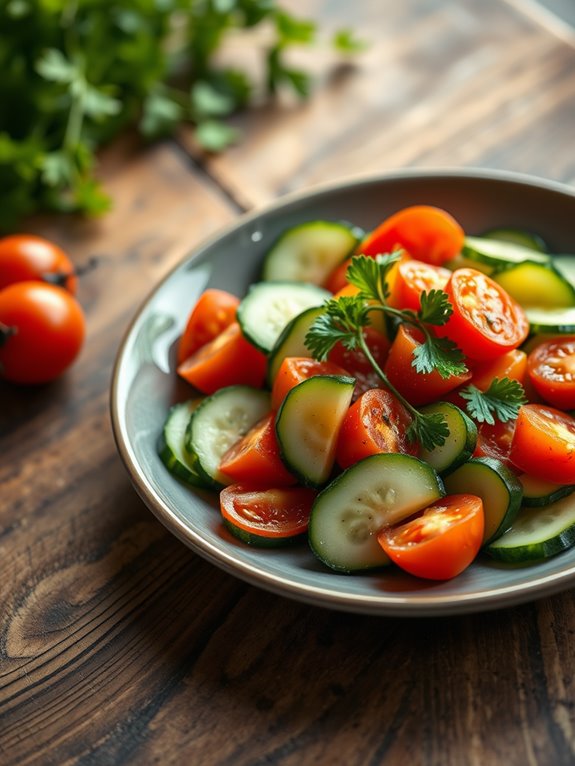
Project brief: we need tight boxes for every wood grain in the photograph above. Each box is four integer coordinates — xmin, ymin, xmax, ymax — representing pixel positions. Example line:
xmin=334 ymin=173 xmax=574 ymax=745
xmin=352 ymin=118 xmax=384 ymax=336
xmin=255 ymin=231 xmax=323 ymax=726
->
xmin=2 ymin=1 xmax=575 ymax=764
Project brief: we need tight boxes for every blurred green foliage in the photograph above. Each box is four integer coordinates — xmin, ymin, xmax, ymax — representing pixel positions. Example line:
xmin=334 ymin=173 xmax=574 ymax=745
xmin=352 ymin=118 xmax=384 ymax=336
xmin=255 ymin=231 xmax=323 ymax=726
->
xmin=0 ymin=0 xmax=364 ymax=229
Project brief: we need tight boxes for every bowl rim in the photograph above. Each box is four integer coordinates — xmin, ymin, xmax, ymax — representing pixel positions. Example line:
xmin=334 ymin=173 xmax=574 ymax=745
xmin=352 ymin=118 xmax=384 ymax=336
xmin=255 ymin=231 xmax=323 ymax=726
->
xmin=110 ymin=166 xmax=575 ymax=616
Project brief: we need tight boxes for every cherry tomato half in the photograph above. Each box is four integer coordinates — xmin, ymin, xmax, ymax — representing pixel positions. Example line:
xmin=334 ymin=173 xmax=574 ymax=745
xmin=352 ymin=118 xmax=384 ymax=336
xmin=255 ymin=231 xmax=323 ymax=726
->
xmin=0 ymin=234 xmax=77 ymax=293
xmin=473 ymin=418 xmax=518 ymax=472
xmin=526 ymin=336 xmax=575 ymax=410
xmin=378 ymin=494 xmax=484 ymax=580
xmin=388 ymin=259 xmax=451 ymax=312
xmin=468 ymin=348 xmax=527 ymax=392
xmin=438 ymin=268 xmax=529 ymax=361
xmin=220 ymin=484 xmax=317 ymax=542
xmin=271 ymin=357 xmax=350 ymax=411
xmin=0 ymin=281 xmax=85 ymax=384
xmin=510 ymin=404 xmax=575 ymax=484
xmin=360 ymin=206 xmax=465 ymax=265
xmin=329 ymin=326 xmax=391 ymax=398
xmin=336 ymin=388 xmax=417 ymax=469
xmin=177 ymin=288 xmax=240 ymax=364
xmin=219 ymin=413 xmax=296 ymax=486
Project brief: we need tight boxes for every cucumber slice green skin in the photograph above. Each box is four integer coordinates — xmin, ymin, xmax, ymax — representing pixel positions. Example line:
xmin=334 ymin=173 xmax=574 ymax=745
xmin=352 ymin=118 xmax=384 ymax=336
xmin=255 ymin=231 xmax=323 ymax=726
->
xmin=185 ymin=385 xmax=271 ymax=489
xmin=462 ymin=235 xmax=551 ymax=270
xmin=481 ymin=227 xmax=550 ymax=253
xmin=486 ymin=494 xmax=575 ymax=563
xmin=262 ymin=220 xmax=363 ymax=284
xmin=266 ymin=305 xmax=324 ymax=387
xmin=525 ymin=307 xmax=575 ymax=334
xmin=554 ymin=255 xmax=575 ymax=288
xmin=308 ymin=453 xmax=445 ymax=573
xmin=519 ymin=473 xmax=575 ymax=508
xmin=275 ymin=374 xmax=355 ymax=488
xmin=492 ymin=261 xmax=575 ymax=309
xmin=223 ymin=518 xmax=305 ymax=548
xmin=237 ymin=281 xmax=331 ymax=354
xmin=418 ymin=402 xmax=477 ymax=476
xmin=443 ymin=457 xmax=523 ymax=546
xmin=158 ymin=399 xmax=207 ymax=487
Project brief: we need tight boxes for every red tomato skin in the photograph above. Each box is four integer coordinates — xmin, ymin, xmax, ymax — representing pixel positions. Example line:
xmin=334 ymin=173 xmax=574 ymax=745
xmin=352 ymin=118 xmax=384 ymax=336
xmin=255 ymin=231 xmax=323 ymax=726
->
xmin=383 ymin=325 xmax=471 ymax=406
xmin=468 ymin=349 xmax=527 ymax=391
xmin=329 ymin=327 xmax=391 ymax=399
xmin=510 ymin=404 xmax=575 ymax=484
xmin=220 ymin=484 xmax=316 ymax=539
xmin=0 ymin=281 xmax=85 ymax=384
xmin=271 ymin=357 xmax=350 ymax=411
xmin=219 ymin=413 xmax=296 ymax=486
xmin=0 ymin=235 xmax=77 ymax=293
xmin=526 ymin=337 xmax=575 ymax=410
xmin=378 ymin=494 xmax=484 ymax=580
xmin=177 ymin=322 xmax=266 ymax=393
xmin=387 ymin=260 xmax=451 ymax=312
xmin=336 ymin=388 xmax=417 ymax=469
xmin=473 ymin=419 xmax=519 ymax=473
xmin=360 ymin=206 xmax=465 ymax=265
xmin=177 ymin=289 xmax=240 ymax=364
xmin=438 ymin=269 xmax=529 ymax=361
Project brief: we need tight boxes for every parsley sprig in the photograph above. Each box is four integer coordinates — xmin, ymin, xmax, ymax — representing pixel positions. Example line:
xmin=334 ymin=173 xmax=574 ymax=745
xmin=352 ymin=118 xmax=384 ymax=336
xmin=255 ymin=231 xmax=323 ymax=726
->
xmin=305 ymin=254 xmax=467 ymax=450
xmin=459 ymin=378 xmax=527 ymax=425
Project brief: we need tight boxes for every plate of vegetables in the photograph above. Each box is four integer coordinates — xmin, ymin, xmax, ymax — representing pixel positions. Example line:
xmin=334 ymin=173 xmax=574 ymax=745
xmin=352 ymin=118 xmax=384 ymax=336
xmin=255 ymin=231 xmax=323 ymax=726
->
xmin=111 ymin=168 xmax=575 ymax=616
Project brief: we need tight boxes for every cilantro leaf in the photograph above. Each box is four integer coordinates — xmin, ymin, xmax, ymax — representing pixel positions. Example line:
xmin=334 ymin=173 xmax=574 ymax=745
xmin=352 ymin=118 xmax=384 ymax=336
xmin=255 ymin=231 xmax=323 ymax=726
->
xmin=417 ymin=289 xmax=454 ymax=326
xmin=412 ymin=335 xmax=467 ymax=379
xmin=459 ymin=378 xmax=527 ymax=425
xmin=346 ymin=252 xmax=402 ymax=302
xmin=332 ymin=28 xmax=368 ymax=54
xmin=305 ymin=296 xmax=369 ymax=360
xmin=407 ymin=411 xmax=451 ymax=452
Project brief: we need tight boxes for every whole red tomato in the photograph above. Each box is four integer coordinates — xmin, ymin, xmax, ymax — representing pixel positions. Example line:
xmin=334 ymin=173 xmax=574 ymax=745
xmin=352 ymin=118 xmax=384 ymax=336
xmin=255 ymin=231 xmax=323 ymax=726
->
xmin=0 ymin=234 xmax=77 ymax=293
xmin=0 ymin=281 xmax=86 ymax=384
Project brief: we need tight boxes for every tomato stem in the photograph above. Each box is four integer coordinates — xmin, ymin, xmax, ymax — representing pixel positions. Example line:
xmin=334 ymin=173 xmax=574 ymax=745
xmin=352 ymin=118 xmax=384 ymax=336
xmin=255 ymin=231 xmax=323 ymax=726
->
xmin=0 ymin=322 xmax=17 ymax=347
xmin=41 ymin=255 xmax=99 ymax=287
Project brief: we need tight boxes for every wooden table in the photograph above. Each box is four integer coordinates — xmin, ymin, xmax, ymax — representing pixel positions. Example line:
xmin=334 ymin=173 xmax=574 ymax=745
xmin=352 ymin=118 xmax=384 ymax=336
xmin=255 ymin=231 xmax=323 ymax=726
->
xmin=2 ymin=1 xmax=575 ymax=763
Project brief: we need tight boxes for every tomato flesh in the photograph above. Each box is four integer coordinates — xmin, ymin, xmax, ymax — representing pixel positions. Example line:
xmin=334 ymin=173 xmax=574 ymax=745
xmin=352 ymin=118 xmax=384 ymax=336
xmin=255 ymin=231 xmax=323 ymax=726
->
xmin=510 ymin=404 xmax=575 ymax=484
xmin=378 ymin=494 xmax=484 ymax=580
xmin=473 ymin=418 xmax=518 ymax=472
xmin=388 ymin=259 xmax=451 ymax=312
xmin=219 ymin=413 xmax=296 ymax=486
xmin=439 ymin=268 xmax=529 ymax=361
xmin=329 ymin=326 xmax=390 ymax=399
xmin=220 ymin=484 xmax=316 ymax=539
xmin=336 ymin=388 xmax=417 ymax=468
xmin=0 ymin=281 xmax=85 ymax=384
xmin=177 ymin=288 xmax=239 ymax=364
xmin=527 ymin=336 xmax=575 ymax=410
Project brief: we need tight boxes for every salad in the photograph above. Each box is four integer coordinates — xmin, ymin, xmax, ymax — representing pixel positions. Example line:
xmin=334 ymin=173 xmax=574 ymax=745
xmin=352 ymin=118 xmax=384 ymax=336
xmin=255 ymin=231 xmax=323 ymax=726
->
xmin=158 ymin=205 xmax=575 ymax=582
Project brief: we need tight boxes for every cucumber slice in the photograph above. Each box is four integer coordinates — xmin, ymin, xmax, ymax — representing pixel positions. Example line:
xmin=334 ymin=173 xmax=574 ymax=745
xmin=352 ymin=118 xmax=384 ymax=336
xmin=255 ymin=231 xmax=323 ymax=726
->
xmin=443 ymin=457 xmax=523 ymax=545
xmin=237 ymin=281 xmax=330 ymax=354
xmin=267 ymin=305 xmax=324 ymax=386
xmin=158 ymin=399 xmax=206 ymax=486
xmin=526 ymin=307 xmax=575 ymax=334
xmin=185 ymin=385 xmax=270 ymax=488
xmin=262 ymin=220 xmax=362 ymax=284
xmin=309 ymin=453 xmax=445 ymax=573
xmin=481 ymin=227 xmax=549 ymax=253
xmin=492 ymin=261 xmax=575 ymax=309
xmin=519 ymin=473 xmax=575 ymax=507
xmin=418 ymin=402 xmax=477 ymax=475
xmin=275 ymin=374 xmax=355 ymax=487
xmin=462 ymin=236 xmax=551 ymax=271
xmin=554 ymin=255 xmax=575 ymax=287
xmin=486 ymin=494 xmax=575 ymax=562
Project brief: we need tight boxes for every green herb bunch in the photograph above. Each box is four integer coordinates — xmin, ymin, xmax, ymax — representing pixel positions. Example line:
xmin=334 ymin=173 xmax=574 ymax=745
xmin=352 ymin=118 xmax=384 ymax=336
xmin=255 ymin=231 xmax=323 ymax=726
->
xmin=0 ymin=0 xmax=364 ymax=230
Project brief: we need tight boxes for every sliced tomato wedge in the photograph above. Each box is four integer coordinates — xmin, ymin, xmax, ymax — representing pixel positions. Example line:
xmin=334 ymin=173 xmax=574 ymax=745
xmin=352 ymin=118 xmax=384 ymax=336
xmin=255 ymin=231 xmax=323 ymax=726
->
xmin=377 ymin=494 xmax=484 ymax=580
xmin=336 ymin=388 xmax=417 ymax=469
xmin=526 ymin=336 xmax=575 ymax=410
xmin=468 ymin=348 xmax=527 ymax=391
xmin=387 ymin=259 xmax=451 ymax=312
xmin=177 ymin=289 xmax=240 ymax=364
xmin=329 ymin=326 xmax=391 ymax=398
xmin=473 ymin=418 xmax=518 ymax=472
xmin=177 ymin=322 xmax=266 ymax=393
xmin=383 ymin=324 xmax=471 ymax=406
xmin=220 ymin=484 xmax=317 ymax=543
xmin=271 ymin=357 xmax=351 ymax=411
xmin=360 ymin=206 xmax=465 ymax=265
xmin=438 ymin=268 xmax=529 ymax=361
xmin=510 ymin=404 xmax=575 ymax=484
xmin=219 ymin=413 xmax=296 ymax=486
